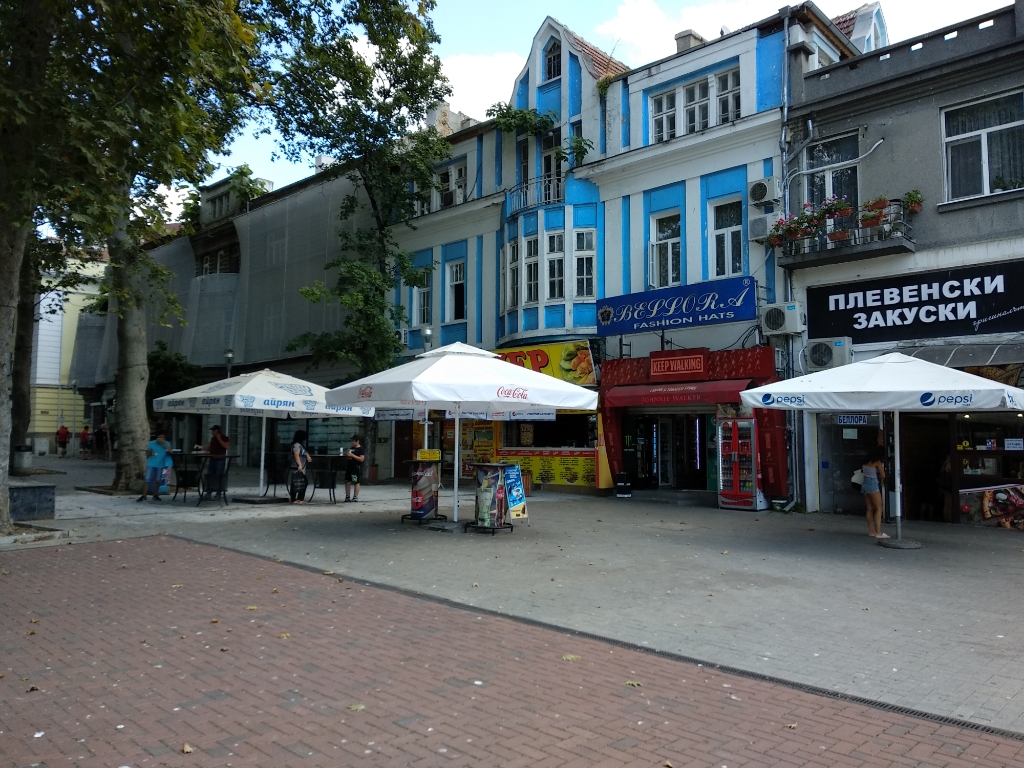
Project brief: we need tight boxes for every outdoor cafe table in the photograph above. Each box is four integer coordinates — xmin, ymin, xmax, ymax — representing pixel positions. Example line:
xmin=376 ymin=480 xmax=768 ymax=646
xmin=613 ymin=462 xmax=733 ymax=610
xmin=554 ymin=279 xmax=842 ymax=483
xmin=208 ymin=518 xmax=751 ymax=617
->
xmin=167 ymin=452 xmax=239 ymax=505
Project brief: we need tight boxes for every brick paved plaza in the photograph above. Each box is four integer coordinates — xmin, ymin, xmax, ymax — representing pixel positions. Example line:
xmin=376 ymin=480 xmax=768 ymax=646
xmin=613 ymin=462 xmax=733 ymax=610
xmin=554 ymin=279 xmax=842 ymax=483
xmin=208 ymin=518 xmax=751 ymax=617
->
xmin=4 ymin=535 xmax=1024 ymax=767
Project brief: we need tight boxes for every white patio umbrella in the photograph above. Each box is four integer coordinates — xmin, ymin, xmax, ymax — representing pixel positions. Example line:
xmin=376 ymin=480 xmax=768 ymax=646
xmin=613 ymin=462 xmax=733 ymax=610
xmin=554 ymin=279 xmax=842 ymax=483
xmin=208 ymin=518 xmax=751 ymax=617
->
xmin=741 ymin=353 xmax=1024 ymax=545
xmin=154 ymin=369 xmax=374 ymax=495
xmin=325 ymin=342 xmax=598 ymax=521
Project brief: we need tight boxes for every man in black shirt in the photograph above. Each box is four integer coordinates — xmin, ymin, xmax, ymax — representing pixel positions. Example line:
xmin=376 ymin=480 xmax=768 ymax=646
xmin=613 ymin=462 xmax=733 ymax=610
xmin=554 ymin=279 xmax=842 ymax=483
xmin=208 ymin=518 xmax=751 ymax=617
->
xmin=344 ymin=435 xmax=365 ymax=502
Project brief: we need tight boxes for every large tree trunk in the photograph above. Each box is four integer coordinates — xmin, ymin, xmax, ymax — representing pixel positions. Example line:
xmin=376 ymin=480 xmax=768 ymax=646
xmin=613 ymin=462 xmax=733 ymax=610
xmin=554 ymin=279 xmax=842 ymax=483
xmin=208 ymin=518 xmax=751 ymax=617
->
xmin=11 ymin=250 xmax=36 ymax=450
xmin=0 ymin=222 xmax=31 ymax=534
xmin=109 ymin=226 xmax=150 ymax=492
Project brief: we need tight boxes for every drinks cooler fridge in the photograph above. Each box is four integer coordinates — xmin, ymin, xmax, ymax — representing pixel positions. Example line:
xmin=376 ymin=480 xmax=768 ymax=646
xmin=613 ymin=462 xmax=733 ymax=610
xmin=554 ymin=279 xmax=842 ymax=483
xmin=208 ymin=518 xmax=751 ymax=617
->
xmin=717 ymin=418 xmax=768 ymax=510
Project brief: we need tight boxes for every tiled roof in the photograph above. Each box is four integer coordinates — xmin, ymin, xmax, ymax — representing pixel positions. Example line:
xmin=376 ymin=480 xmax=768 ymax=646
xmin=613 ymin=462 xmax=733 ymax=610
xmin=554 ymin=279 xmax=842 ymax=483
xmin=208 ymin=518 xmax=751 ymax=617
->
xmin=831 ymin=5 xmax=866 ymax=38
xmin=569 ymin=31 xmax=630 ymax=80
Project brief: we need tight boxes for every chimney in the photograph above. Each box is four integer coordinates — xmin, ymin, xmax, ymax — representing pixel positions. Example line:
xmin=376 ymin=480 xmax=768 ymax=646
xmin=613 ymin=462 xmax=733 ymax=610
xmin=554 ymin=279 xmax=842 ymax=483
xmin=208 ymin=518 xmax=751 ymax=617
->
xmin=674 ymin=29 xmax=706 ymax=52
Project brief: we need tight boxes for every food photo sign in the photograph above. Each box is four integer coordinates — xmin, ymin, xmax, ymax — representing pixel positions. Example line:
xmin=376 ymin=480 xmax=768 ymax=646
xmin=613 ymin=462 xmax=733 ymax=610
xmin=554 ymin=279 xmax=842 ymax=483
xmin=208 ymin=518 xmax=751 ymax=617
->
xmin=959 ymin=484 xmax=1024 ymax=530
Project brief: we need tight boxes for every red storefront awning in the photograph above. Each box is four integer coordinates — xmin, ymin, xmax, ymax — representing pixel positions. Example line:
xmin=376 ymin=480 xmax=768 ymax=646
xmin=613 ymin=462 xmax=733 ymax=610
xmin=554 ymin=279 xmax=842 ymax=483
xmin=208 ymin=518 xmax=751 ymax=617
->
xmin=603 ymin=379 xmax=752 ymax=408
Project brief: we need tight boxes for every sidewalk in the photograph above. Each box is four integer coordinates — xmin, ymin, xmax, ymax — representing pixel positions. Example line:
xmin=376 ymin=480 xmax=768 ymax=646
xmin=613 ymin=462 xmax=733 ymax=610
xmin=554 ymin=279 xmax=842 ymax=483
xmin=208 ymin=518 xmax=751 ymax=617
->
xmin=4 ymin=535 xmax=1024 ymax=767
xmin=21 ymin=479 xmax=1024 ymax=735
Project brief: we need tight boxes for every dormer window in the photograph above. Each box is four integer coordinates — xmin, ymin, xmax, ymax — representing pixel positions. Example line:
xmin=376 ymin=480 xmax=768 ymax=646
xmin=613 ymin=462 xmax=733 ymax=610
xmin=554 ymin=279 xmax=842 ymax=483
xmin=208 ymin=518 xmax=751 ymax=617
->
xmin=545 ymin=40 xmax=561 ymax=81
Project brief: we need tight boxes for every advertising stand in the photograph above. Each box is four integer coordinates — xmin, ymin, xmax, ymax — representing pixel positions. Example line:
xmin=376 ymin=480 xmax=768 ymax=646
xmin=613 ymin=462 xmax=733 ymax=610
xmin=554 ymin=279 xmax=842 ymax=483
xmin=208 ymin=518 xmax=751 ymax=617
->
xmin=402 ymin=449 xmax=446 ymax=525
xmin=466 ymin=463 xmax=529 ymax=534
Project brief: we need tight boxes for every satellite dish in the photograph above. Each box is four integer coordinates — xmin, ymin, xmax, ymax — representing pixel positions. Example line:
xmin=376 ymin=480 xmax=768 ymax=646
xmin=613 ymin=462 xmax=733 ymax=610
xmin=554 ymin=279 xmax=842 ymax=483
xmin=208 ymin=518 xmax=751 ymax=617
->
xmin=720 ymin=25 xmax=731 ymax=36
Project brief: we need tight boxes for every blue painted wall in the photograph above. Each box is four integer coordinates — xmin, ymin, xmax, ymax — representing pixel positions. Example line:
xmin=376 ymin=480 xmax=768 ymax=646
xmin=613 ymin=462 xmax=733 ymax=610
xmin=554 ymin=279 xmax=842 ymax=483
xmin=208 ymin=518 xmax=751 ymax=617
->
xmin=755 ymin=30 xmax=784 ymax=112
xmin=516 ymin=71 xmax=529 ymax=109
xmin=522 ymin=307 xmax=539 ymax=331
xmin=621 ymin=80 xmax=631 ymax=148
xmin=523 ymin=212 xmax=539 ymax=237
xmin=573 ymin=204 xmax=597 ymax=228
xmin=475 ymin=235 xmax=483 ymax=343
xmin=494 ymin=130 xmax=502 ymax=189
xmin=597 ymin=201 xmax=606 ymax=299
xmin=566 ymin=176 xmax=599 ymax=205
xmin=621 ymin=196 xmax=631 ymax=294
xmin=641 ymin=57 xmax=739 ymax=146
xmin=494 ymin=230 xmax=503 ymax=346
xmin=574 ymin=303 xmax=597 ymax=326
xmin=507 ymin=309 xmax=518 ymax=334
xmin=441 ymin=323 xmax=468 ymax=345
xmin=699 ymin=165 xmax=748 ymax=281
xmin=507 ymin=219 xmax=518 ymax=241
xmin=544 ymin=207 xmax=565 ymax=230
xmin=544 ymin=305 xmax=565 ymax=328
xmin=408 ymin=329 xmax=423 ymax=350
xmin=537 ymin=80 xmax=561 ymax=120
xmin=475 ymin=135 xmax=483 ymax=199
xmin=568 ymin=54 xmax=582 ymax=117
xmin=642 ymin=181 xmax=686 ymax=288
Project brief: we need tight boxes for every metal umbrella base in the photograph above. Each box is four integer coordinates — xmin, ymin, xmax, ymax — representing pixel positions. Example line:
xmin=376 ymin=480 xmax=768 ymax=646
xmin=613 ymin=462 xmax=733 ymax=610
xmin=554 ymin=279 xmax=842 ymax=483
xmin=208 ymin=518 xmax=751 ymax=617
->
xmin=878 ymin=537 xmax=922 ymax=549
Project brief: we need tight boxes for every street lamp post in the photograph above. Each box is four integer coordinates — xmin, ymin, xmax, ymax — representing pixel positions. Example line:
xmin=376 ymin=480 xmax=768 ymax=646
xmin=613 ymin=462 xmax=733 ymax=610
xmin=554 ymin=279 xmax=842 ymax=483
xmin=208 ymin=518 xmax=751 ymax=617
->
xmin=223 ymin=349 xmax=234 ymax=448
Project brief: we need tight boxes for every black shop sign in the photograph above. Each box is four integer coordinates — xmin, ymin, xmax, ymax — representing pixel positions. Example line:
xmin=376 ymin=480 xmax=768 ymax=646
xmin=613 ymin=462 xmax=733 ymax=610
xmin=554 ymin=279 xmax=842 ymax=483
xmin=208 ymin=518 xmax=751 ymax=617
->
xmin=806 ymin=261 xmax=1024 ymax=344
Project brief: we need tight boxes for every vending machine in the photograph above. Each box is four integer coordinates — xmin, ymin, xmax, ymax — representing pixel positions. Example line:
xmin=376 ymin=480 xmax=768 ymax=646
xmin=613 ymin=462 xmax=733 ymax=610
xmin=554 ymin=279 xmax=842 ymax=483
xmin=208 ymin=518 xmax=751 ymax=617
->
xmin=717 ymin=418 xmax=768 ymax=510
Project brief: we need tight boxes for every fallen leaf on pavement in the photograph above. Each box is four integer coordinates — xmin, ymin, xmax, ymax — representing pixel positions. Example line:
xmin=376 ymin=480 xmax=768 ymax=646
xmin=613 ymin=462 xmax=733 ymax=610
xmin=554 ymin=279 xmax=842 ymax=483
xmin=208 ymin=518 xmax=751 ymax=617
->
xmin=27 ymin=630 xmax=35 ymax=635
xmin=625 ymin=680 xmax=642 ymax=688
xmin=21 ymin=677 xmax=29 ymax=681
xmin=785 ymin=723 xmax=797 ymax=729
xmin=336 ymin=578 xmax=344 ymax=583
xmin=721 ymin=551 xmax=728 ymax=555
xmin=347 ymin=704 xmax=365 ymax=711
xmin=562 ymin=654 xmax=581 ymax=661
xmin=220 ymin=647 xmax=229 ymax=652
xmin=663 ymin=761 xmax=674 ymax=767
xmin=158 ymin=560 xmax=165 ymax=563
xmin=472 ymin=583 xmax=479 ymax=588
xmin=30 ymin=619 xmax=41 ymax=623
xmin=182 ymin=743 xmax=193 ymax=753
xmin=277 ymin=633 xmax=290 ymax=638
xmin=245 ymin=606 xmax=258 ymax=611
xmin=27 ymin=685 xmax=39 ymax=692
xmin=323 ymin=571 xmax=334 ymax=575
xmin=272 ymin=588 xmax=279 ymax=593
xmin=171 ymin=584 xmax=183 ymax=589
xmin=210 ymin=619 xmax=219 ymax=624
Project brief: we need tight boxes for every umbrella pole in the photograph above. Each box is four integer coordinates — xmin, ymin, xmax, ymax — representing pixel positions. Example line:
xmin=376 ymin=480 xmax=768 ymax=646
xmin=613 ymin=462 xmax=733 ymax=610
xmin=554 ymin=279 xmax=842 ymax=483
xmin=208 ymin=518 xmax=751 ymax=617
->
xmin=894 ymin=409 xmax=902 ymax=540
xmin=259 ymin=416 xmax=266 ymax=496
xmin=453 ymin=405 xmax=460 ymax=523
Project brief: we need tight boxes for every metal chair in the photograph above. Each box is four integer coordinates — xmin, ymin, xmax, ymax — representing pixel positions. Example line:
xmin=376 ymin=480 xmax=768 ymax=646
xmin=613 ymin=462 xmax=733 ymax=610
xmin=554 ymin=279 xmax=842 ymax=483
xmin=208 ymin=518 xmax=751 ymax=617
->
xmin=171 ymin=454 xmax=201 ymax=502
xmin=198 ymin=457 xmax=231 ymax=506
xmin=309 ymin=469 xmax=338 ymax=503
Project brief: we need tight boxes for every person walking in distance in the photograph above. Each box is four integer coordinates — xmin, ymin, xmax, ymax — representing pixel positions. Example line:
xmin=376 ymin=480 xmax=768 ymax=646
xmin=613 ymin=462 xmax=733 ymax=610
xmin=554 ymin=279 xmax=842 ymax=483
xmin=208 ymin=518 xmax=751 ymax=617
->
xmin=862 ymin=445 xmax=889 ymax=539
xmin=289 ymin=430 xmax=311 ymax=504
xmin=55 ymin=424 xmax=70 ymax=458
xmin=138 ymin=429 xmax=171 ymax=503
xmin=344 ymin=435 xmax=365 ymax=502
xmin=78 ymin=424 xmax=91 ymax=458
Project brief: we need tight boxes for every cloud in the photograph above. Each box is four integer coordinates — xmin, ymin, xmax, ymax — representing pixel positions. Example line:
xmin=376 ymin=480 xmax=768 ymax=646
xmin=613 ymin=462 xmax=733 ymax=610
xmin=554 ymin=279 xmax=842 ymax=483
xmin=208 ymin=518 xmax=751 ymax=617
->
xmin=593 ymin=0 xmax=1011 ymax=65
xmin=442 ymin=52 xmax=527 ymax=122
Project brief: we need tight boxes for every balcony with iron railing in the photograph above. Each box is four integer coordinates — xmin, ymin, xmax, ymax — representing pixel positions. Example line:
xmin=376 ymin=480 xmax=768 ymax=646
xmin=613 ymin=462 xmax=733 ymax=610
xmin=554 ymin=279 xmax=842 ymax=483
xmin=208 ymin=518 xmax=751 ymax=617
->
xmin=775 ymin=199 xmax=916 ymax=269
xmin=508 ymin=174 xmax=564 ymax=215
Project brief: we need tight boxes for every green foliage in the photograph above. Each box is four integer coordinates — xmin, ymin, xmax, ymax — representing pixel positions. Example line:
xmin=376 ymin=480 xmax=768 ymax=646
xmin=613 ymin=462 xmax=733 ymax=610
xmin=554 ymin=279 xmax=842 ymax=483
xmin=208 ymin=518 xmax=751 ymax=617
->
xmin=596 ymin=75 xmax=614 ymax=99
xmin=25 ymin=233 xmax=100 ymax=316
xmin=146 ymin=340 xmax=201 ymax=416
xmin=227 ymin=164 xmax=269 ymax=205
xmin=486 ymin=103 xmax=556 ymax=136
xmin=554 ymin=135 xmax=595 ymax=172
xmin=272 ymin=0 xmax=451 ymax=376
xmin=178 ymin=188 xmax=202 ymax=234
xmin=902 ymin=189 xmax=924 ymax=206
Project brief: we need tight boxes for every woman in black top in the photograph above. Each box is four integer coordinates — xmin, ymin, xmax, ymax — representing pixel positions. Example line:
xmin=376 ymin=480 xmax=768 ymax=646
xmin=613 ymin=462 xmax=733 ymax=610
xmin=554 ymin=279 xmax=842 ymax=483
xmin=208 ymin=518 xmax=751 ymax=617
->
xmin=289 ymin=430 xmax=311 ymax=504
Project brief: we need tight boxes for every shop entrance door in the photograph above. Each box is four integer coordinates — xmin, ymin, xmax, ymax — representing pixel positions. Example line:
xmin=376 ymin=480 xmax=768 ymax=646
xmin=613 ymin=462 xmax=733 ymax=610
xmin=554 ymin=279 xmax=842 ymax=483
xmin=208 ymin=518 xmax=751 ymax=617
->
xmin=673 ymin=414 xmax=709 ymax=490
xmin=623 ymin=415 xmax=658 ymax=489
xmin=394 ymin=421 xmax=414 ymax=478
xmin=817 ymin=414 xmax=881 ymax=514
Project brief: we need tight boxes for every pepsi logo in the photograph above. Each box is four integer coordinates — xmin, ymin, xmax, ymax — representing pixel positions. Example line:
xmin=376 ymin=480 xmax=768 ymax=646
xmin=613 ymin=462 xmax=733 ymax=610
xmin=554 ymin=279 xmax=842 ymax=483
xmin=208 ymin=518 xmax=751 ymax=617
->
xmin=920 ymin=392 xmax=936 ymax=407
xmin=761 ymin=393 xmax=774 ymax=405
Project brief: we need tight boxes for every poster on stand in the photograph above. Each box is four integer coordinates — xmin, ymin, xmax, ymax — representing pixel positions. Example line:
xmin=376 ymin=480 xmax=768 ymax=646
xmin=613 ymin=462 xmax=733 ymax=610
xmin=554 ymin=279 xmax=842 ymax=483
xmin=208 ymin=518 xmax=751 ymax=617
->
xmin=504 ymin=464 xmax=529 ymax=521
xmin=475 ymin=465 xmax=506 ymax=528
xmin=410 ymin=462 xmax=439 ymax=519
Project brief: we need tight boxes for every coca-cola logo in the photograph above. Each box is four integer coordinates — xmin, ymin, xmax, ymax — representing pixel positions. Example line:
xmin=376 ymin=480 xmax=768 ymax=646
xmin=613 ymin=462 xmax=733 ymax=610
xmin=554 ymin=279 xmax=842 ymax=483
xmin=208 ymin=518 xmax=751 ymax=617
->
xmin=497 ymin=386 xmax=528 ymax=400
xmin=358 ymin=386 xmax=373 ymax=399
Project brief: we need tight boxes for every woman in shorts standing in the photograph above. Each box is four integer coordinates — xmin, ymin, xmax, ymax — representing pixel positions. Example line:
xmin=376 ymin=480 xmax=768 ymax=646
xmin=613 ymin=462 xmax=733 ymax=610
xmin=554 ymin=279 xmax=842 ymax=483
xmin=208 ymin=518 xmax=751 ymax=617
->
xmin=862 ymin=445 xmax=889 ymax=539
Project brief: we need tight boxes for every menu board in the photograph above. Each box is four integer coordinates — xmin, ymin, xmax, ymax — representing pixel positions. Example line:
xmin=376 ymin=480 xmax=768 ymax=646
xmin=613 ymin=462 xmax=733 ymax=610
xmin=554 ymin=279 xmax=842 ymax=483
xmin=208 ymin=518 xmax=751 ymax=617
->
xmin=496 ymin=449 xmax=596 ymax=486
xmin=960 ymin=484 xmax=1024 ymax=529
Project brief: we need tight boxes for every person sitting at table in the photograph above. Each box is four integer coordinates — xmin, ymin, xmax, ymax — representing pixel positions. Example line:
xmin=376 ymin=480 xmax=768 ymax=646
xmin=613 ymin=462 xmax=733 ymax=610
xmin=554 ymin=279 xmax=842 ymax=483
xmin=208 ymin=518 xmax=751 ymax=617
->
xmin=208 ymin=424 xmax=229 ymax=474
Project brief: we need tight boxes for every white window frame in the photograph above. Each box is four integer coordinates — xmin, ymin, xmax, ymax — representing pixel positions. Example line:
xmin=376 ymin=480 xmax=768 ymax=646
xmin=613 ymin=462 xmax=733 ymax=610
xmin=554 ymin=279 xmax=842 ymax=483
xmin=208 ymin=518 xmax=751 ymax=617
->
xmin=447 ymin=261 xmax=466 ymax=322
xmin=683 ymin=78 xmax=710 ymax=134
xmin=437 ymin=164 xmax=467 ymax=208
xmin=805 ymin=133 xmax=860 ymax=211
xmin=545 ymin=39 xmax=561 ymax=81
xmin=649 ymin=212 xmax=681 ymax=289
xmin=652 ymin=90 xmax=676 ymax=144
xmin=416 ymin=278 xmax=431 ymax=327
xmin=508 ymin=240 xmax=520 ymax=309
xmin=547 ymin=233 xmax=564 ymax=300
xmin=942 ymin=91 xmax=1024 ymax=201
xmin=574 ymin=230 xmax=595 ymax=298
xmin=524 ymin=237 xmax=540 ymax=304
xmin=716 ymin=69 xmax=741 ymax=124
xmin=710 ymin=197 xmax=744 ymax=279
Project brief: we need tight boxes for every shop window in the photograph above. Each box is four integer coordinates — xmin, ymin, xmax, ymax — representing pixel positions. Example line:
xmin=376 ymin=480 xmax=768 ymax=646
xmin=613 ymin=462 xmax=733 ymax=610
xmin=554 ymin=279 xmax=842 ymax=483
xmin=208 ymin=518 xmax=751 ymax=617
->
xmin=503 ymin=414 xmax=595 ymax=449
xmin=447 ymin=261 xmax=465 ymax=321
xmin=525 ymin=237 xmax=539 ymax=304
xmin=575 ymin=230 xmax=595 ymax=298
xmin=547 ymin=232 xmax=564 ymax=299
xmin=806 ymin=133 xmax=859 ymax=211
xmin=649 ymin=213 xmax=681 ymax=289
xmin=711 ymin=199 xmax=743 ymax=278
xmin=944 ymin=92 xmax=1024 ymax=199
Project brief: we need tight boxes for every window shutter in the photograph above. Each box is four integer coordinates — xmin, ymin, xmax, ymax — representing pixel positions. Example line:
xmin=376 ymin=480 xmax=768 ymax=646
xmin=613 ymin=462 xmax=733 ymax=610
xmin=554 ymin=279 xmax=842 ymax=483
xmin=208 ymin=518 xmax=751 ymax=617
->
xmin=648 ymin=244 xmax=656 ymax=289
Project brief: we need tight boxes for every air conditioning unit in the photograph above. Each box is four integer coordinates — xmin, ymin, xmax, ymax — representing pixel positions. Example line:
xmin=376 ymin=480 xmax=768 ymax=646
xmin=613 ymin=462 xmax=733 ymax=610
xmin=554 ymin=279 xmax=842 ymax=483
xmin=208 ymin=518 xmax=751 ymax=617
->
xmin=760 ymin=302 xmax=806 ymax=336
xmin=748 ymin=176 xmax=782 ymax=207
xmin=806 ymin=337 xmax=853 ymax=372
xmin=748 ymin=213 xmax=775 ymax=243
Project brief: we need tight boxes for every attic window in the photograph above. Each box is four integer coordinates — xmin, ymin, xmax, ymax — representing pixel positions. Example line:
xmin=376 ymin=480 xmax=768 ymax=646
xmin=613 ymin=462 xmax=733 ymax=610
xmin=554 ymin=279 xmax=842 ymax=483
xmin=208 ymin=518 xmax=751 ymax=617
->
xmin=545 ymin=40 xmax=561 ymax=81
